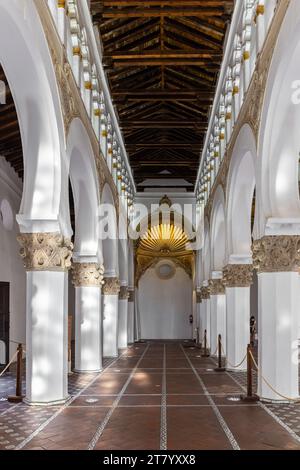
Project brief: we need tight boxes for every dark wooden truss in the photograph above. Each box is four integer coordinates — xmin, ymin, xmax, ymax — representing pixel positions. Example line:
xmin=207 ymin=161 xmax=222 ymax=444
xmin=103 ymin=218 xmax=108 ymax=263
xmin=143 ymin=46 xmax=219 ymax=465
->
xmin=91 ymin=0 xmax=233 ymax=190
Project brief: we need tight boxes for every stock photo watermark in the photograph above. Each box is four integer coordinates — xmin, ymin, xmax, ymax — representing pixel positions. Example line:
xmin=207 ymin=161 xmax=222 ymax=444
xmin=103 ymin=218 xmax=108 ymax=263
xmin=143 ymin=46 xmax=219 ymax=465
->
xmin=0 ymin=79 xmax=6 ymax=104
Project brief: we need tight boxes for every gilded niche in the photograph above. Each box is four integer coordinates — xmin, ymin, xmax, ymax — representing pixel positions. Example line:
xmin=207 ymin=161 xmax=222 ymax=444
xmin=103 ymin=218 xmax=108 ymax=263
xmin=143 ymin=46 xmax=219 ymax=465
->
xmin=18 ymin=233 xmax=73 ymax=271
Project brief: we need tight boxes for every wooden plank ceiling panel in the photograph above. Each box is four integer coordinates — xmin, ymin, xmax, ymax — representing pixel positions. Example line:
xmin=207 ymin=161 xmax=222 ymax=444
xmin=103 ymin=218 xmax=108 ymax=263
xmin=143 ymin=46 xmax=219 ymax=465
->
xmin=91 ymin=0 xmax=233 ymax=190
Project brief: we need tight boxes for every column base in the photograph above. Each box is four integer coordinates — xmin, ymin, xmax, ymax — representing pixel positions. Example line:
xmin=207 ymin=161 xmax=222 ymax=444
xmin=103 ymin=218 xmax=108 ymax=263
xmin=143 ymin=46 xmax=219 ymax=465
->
xmin=240 ymin=394 xmax=260 ymax=403
xmin=259 ymin=396 xmax=299 ymax=405
xmin=23 ymin=395 xmax=71 ymax=407
xmin=73 ymin=369 xmax=102 ymax=374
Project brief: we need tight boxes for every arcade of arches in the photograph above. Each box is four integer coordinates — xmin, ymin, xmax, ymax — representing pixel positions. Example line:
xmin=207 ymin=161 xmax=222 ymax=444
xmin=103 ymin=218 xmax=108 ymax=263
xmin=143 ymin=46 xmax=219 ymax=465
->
xmin=1 ymin=0 xmax=300 ymax=452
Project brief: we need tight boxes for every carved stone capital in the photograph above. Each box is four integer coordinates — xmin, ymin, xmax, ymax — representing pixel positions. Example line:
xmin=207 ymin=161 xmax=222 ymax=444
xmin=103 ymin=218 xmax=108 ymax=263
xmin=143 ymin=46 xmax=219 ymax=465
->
xmin=17 ymin=233 xmax=73 ymax=271
xmin=200 ymin=286 xmax=210 ymax=300
xmin=196 ymin=292 xmax=202 ymax=304
xmin=223 ymin=264 xmax=253 ymax=287
xmin=102 ymin=277 xmax=121 ymax=295
xmin=72 ymin=263 xmax=105 ymax=287
xmin=119 ymin=286 xmax=129 ymax=300
xmin=252 ymin=236 xmax=300 ymax=273
xmin=209 ymin=278 xmax=225 ymax=295
xmin=128 ymin=288 xmax=135 ymax=302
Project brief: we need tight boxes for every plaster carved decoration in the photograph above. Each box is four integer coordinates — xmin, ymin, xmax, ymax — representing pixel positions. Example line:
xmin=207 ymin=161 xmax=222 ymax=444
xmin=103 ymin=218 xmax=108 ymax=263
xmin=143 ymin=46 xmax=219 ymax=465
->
xmin=252 ymin=236 xmax=300 ymax=273
xmin=119 ymin=286 xmax=130 ymax=300
xmin=17 ymin=233 xmax=73 ymax=271
xmin=204 ymin=0 xmax=289 ymax=222
xmin=209 ymin=278 xmax=225 ymax=295
xmin=223 ymin=264 xmax=253 ymax=287
xmin=72 ymin=263 xmax=105 ymax=287
xmin=128 ymin=288 xmax=135 ymax=302
xmin=35 ymin=1 xmax=120 ymax=220
xmin=196 ymin=292 xmax=202 ymax=304
xmin=102 ymin=277 xmax=121 ymax=295
xmin=200 ymin=286 xmax=210 ymax=300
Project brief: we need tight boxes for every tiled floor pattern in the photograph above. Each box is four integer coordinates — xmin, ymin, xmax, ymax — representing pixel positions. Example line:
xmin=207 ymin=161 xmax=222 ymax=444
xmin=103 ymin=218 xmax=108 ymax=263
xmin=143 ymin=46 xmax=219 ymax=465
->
xmin=1 ymin=342 xmax=300 ymax=450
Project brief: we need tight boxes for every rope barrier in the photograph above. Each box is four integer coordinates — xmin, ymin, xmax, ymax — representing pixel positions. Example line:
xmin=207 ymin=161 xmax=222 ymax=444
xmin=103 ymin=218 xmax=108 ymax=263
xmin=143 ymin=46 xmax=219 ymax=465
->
xmin=0 ymin=351 xmax=19 ymax=377
xmin=249 ymin=350 xmax=300 ymax=404
xmin=220 ymin=341 xmax=247 ymax=369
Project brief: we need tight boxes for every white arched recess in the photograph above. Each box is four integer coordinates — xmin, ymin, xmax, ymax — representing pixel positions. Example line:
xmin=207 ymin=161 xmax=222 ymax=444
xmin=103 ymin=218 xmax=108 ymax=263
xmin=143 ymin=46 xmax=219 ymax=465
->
xmin=118 ymin=213 xmax=129 ymax=349
xmin=255 ymin=0 xmax=300 ymax=401
xmin=225 ymin=124 xmax=256 ymax=371
xmin=101 ymin=183 xmax=119 ymax=357
xmin=0 ymin=1 xmax=71 ymax=405
xmin=66 ymin=119 xmax=103 ymax=374
xmin=210 ymin=186 xmax=226 ymax=355
xmin=199 ymin=219 xmax=211 ymax=349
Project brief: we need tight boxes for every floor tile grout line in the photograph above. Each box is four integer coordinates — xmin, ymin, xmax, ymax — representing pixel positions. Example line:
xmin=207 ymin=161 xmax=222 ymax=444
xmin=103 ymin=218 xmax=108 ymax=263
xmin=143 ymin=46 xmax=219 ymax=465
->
xmin=14 ymin=349 xmax=132 ymax=450
xmin=180 ymin=344 xmax=240 ymax=451
xmin=160 ymin=343 xmax=167 ymax=450
xmin=87 ymin=343 xmax=151 ymax=451
xmin=222 ymin=361 xmax=300 ymax=445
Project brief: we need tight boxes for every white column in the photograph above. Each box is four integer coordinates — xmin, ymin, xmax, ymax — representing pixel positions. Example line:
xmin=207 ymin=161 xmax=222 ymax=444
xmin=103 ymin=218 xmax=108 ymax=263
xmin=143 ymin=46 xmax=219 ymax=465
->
xmin=127 ymin=288 xmax=135 ymax=344
xmin=102 ymin=277 xmax=120 ymax=357
xmin=200 ymin=286 xmax=211 ymax=349
xmin=118 ymin=286 xmax=129 ymax=349
xmin=18 ymin=233 xmax=73 ymax=405
xmin=72 ymin=263 xmax=104 ymax=373
xmin=209 ymin=277 xmax=226 ymax=356
xmin=253 ymin=236 xmax=300 ymax=401
xmin=223 ymin=264 xmax=253 ymax=371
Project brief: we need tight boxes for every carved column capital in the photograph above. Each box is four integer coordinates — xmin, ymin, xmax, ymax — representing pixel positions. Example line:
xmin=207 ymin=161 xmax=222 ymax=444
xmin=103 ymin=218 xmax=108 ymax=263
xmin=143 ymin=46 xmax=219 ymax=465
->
xmin=209 ymin=278 xmax=225 ymax=295
xmin=119 ymin=286 xmax=129 ymax=300
xmin=223 ymin=264 xmax=253 ymax=287
xmin=252 ymin=236 xmax=300 ymax=273
xmin=102 ymin=277 xmax=121 ymax=295
xmin=128 ymin=288 xmax=135 ymax=302
xmin=17 ymin=232 xmax=73 ymax=272
xmin=72 ymin=263 xmax=104 ymax=287
xmin=200 ymin=286 xmax=210 ymax=300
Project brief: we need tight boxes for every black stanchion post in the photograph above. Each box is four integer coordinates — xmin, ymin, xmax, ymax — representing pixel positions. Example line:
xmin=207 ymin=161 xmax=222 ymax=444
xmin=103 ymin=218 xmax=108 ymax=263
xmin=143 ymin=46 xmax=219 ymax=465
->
xmin=214 ymin=334 xmax=225 ymax=372
xmin=201 ymin=329 xmax=210 ymax=358
xmin=8 ymin=344 xmax=24 ymax=403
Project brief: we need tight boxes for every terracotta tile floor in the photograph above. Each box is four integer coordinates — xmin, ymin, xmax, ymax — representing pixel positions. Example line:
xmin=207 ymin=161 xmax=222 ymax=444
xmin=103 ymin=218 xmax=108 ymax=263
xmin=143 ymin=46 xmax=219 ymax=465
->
xmin=1 ymin=341 xmax=300 ymax=450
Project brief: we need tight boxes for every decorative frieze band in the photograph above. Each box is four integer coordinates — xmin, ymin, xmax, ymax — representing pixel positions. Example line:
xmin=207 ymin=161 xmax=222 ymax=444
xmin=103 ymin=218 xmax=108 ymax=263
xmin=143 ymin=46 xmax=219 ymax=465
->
xmin=72 ymin=263 xmax=105 ymax=287
xmin=209 ymin=279 xmax=225 ymax=295
xmin=223 ymin=264 xmax=253 ymax=287
xmin=102 ymin=277 xmax=121 ymax=295
xmin=119 ymin=286 xmax=129 ymax=300
xmin=17 ymin=233 xmax=73 ymax=272
xmin=200 ymin=286 xmax=210 ymax=300
xmin=252 ymin=236 xmax=300 ymax=273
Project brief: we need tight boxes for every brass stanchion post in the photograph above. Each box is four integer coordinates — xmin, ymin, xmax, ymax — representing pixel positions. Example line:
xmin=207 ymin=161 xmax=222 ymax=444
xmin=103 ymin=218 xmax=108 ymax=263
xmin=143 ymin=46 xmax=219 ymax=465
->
xmin=8 ymin=344 xmax=24 ymax=403
xmin=201 ymin=329 xmax=210 ymax=357
xmin=214 ymin=334 xmax=225 ymax=372
xmin=240 ymin=344 xmax=259 ymax=402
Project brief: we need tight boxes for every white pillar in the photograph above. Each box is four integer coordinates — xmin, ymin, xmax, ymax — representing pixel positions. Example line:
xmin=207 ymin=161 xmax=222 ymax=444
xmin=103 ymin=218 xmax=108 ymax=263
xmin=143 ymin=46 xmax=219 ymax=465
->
xmin=102 ymin=278 xmax=120 ymax=357
xmin=72 ymin=263 xmax=104 ymax=373
xmin=223 ymin=264 xmax=253 ymax=371
xmin=200 ymin=286 xmax=211 ymax=349
xmin=127 ymin=288 xmax=135 ymax=344
xmin=209 ymin=277 xmax=226 ymax=356
xmin=118 ymin=286 xmax=129 ymax=349
xmin=253 ymin=236 xmax=300 ymax=401
xmin=18 ymin=233 xmax=73 ymax=405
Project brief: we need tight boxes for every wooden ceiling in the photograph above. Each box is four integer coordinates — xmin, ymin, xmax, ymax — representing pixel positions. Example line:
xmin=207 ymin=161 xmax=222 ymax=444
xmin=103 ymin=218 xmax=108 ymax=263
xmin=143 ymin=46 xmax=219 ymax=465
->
xmin=0 ymin=65 xmax=23 ymax=179
xmin=91 ymin=0 xmax=233 ymax=191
